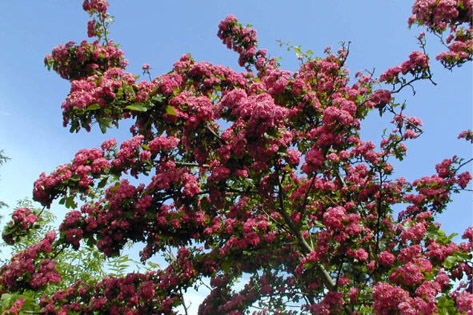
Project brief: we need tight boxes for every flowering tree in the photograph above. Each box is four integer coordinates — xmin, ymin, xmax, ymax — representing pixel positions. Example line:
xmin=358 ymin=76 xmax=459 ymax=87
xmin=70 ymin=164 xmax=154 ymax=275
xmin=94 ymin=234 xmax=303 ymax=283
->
xmin=1 ymin=0 xmax=472 ymax=314
xmin=0 ymin=200 xmax=139 ymax=314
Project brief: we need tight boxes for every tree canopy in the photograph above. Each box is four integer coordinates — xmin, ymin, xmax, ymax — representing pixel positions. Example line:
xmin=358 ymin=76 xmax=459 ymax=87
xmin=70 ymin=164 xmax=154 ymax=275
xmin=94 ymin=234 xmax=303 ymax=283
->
xmin=0 ymin=0 xmax=472 ymax=314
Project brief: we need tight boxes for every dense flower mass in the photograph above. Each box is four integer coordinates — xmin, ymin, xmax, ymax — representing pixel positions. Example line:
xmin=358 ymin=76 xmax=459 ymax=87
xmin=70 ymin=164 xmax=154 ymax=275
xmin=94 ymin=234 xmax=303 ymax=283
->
xmin=0 ymin=231 xmax=60 ymax=294
xmin=1 ymin=0 xmax=471 ymax=314
xmin=409 ymin=0 xmax=473 ymax=68
xmin=45 ymin=40 xmax=128 ymax=81
xmin=379 ymin=51 xmax=431 ymax=84
xmin=217 ymin=15 xmax=267 ymax=69
xmin=2 ymin=208 xmax=38 ymax=245
xmin=83 ymin=0 xmax=108 ymax=14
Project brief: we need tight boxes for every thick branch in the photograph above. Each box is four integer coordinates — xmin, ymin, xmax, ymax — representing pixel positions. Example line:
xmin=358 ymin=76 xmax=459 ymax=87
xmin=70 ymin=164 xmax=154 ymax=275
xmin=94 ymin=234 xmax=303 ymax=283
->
xmin=274 ymin=166 xmax=337 ymax=291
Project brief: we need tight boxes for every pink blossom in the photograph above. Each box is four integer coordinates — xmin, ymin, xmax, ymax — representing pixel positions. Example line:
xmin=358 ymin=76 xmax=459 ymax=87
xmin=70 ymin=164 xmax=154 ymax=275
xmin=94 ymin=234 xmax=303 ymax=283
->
xmin=379 ymin=251 xmax=396 ymax=266
xmin=302 ymin=147 xmax=325 ymax=173
xmin=2 ymin=298 xmax=25 ymax=315
xmin=82 ymin=0 xmax=108 ymax=14
xmin=323 ymin=206 xmax=347 ymax=230
xmin=372 ymin=282 xmax=410 ymax=313
xmin=351 ymin=248 xmax=369 ymax=261
xmin=370 ymin=89 xmax=392 ymax=107
xmin=458 ymin=130 xmax=473 ymax=143
xmin=455 ymin=291 xmax=473 ymax=313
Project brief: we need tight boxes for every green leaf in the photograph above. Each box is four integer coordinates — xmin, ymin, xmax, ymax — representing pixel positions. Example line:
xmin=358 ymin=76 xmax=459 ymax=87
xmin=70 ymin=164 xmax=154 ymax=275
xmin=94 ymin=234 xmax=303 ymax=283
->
xmin=154 ymin=94 xmax=165 ymax=102
xmin=99 ymin=123 xmax=107 ymax=134
xmin=446 ymin=232 xmax=458 ymax=241
xmin=86 ymin=237 xmax=97 ymax=247
xmin=125 ymin=104 xmax=148 ymax=112
xmin=65 ymin=196 xmax=76 ymax=209
xmin=97 ymin=177 xmax=108 ymax=189
xmin=1 ymin=293 xmax=14 ymax=307
xmin=86 ymin=104 xmax=101 ymax=111
xmin=165 ymin=105 xmax=177 ymax=116
xmin=222 ymin=261 xmax=232 ymax=273
xmin=147 ymin=261 xmax=160 ymax=269
xmin=437 ymin=296 xmax=456 ymax=315
xmin=98 ymin=117 xmax=113 ymax=134
xmin=443 ymin=255 xmax=459 ymax=269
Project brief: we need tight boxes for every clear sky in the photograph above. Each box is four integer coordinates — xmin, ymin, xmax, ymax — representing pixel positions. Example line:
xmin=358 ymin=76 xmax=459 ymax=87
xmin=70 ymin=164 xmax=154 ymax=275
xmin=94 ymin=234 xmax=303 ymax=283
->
xmin=0 ymin=1 xmax=471 ymax=307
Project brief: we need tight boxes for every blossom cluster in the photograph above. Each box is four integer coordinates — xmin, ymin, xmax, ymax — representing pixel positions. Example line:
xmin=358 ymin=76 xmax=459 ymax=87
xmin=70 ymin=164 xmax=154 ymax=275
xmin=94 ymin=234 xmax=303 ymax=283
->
xmin=33 ymin=146 xmax=111 ymax=207
xmin=380 ymin=51 xmax=430 ymax=83
xmin=45 ymin=40 xmax=128 ymax=81
xmin=39 ymin=273 xmax=177 ymax=314
xmin=39 ymin=247 xmax=197 ymax=313
xmin=2 ymin=299 xmax=25 ymax=315
xmin=82 ymin=0 xmax=108 ymax=14
xmin=12 ymin=1 xmax=473 ymax=313
xmin=0 ymin=231 xmax=60 ymax=294
xmin=60 ymin=67 xmax=136 ymax=128
xmin=2 ymin=207 xmax=38 ymax=245
xmin=409 ymin=0 xmax=473 ymax=68
xmin=217 ymin=15 xmax=267 ymax=69
xmin=458 ymin=129 xmax=473 ymax=143
xmin=399 ymin=156 xmax=472 ymax=219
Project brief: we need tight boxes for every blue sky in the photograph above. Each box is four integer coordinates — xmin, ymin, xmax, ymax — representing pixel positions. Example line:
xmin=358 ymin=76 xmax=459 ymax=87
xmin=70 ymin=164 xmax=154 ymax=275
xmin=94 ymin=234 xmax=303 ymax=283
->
xmin=0 ymin=0 xmax=471 ymax=262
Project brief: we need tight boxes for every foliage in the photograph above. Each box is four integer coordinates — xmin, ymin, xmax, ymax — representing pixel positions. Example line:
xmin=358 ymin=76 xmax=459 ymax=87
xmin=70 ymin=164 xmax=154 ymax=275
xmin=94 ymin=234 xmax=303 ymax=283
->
xmin=0 ymin=199 xmax=140 ymax=313
xmin=0 ymin=152 xmax=8 ymax=168
xmin=1 ymin=0 xmax=472 ymax=314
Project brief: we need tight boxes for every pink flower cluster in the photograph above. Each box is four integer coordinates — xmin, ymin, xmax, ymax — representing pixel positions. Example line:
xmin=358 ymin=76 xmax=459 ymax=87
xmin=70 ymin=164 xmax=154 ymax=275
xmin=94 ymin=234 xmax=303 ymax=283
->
xmin=453 ymin=291 xmax=473 ymax=314
xmin=187 ymin=60 xmax=248 ymax=94
xmin=33 ymin=6 xmax=473 ymax=313
xmin=72 ymin=180 xmax=145 ymax=257
xmin=379 ymin=251 xmax=396 ymax=266
xmin=33 ymin=164 xmax=73 ymax=207
xmin=2 ymin=208 xmax=38 ymax=245
xmin=458 ymin=129 xmax=473 ymax=143
xmin=2 ymin=298 xmax=25 ymax=315
xmin=59 ymin=210 xmax=85 ymax=250
xmin=217 ymin=15 xmax=267 ymax=69
xmin=437 ymin=36 xmax=473 ymax=68
xmin=33 ymin=147 xmax=110 ymax=207
xmin=61 ymin=67 xmax=136 ymax=127
xmin=304 ymin=292 xmax=344 ymax=314
xmin=297 ymin=51 xmax=349 ymax=93
xmin=369 ymin=89 xmax=392 ymax=108
xmin=373 ymin=270 xmax=472 ymax=315
xmin=409 ymin=0 xmax=473 ymax=68
xmin=40 ymin=248 xmax=198 ymax=313
xmin=0 ymin=231 xmax=60 ymax=294
xmin=398 ymin=156 xmax=471 ymax=219
xmin=199 ymin=272 xmax=290 ymax=314
xmin=372 ymin=282 xmax=418 ymax=313
xmin=39 ymin=273 xmax=178 ymax=314
xmin=410 ymin=0 xmax=472 ymax=31
xmin=82 ymin=0 xmax=108 ymax=14
xmin=380 ymin=51 xmax=430 ymax=83
xmin=233 ymin=93 xmax=289 ymax=132
xmin=45 ymin=40 xmax=128 ymax=81
xmin=169 ymin=91 xmax=214 ymax=130
xmin=390 ymin=258 xmax=432 ymax=286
